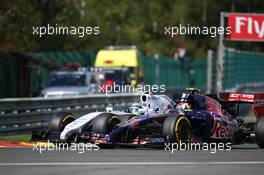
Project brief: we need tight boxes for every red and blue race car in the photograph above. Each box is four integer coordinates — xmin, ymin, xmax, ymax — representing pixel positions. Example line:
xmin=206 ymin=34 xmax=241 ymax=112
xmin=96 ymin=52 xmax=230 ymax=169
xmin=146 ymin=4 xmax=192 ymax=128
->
xmin=32 ymin=90 xmax=264 ymax=149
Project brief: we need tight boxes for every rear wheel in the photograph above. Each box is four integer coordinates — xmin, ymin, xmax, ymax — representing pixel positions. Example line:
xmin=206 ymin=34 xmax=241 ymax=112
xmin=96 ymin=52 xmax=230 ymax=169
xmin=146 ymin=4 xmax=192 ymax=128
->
xmin=162 ymin=115 xmax=191 ymax=144
xmin=256 ymin=117 xmax=264 ymax=148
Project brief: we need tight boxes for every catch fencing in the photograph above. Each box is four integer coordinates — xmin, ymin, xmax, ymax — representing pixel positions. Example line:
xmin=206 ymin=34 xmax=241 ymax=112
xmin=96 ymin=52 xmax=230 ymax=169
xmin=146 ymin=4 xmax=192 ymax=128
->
xmin=142 ymin=56 xmax=207 ymax=89
xmin=207 ymin=48 xmax=264 ymax=93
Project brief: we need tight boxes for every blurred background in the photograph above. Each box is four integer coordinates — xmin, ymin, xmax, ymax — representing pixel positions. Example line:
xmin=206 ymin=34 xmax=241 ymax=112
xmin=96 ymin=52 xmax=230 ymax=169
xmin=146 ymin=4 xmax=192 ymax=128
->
xmin=0 ymin=0 xmax=264 ymax=136
xmin=0 ymin=0 xmax=264 ymax=98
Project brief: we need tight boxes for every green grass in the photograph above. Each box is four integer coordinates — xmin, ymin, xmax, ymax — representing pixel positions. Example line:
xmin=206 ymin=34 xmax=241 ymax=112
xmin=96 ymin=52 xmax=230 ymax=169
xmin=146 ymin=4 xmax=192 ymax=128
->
xmin=0 ymin=135 xmax=31 ymax=142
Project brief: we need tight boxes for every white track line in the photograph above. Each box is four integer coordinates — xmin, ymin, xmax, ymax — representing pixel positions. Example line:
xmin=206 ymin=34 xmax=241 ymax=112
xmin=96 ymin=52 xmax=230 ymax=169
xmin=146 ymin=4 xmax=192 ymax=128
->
xmin=0 ymin=162 xmax=264 ymax=166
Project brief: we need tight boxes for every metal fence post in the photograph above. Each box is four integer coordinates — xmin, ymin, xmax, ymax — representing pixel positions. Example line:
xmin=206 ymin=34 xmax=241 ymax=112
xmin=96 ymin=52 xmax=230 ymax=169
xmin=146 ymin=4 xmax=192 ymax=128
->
xmin=217 ymin=12 xmax=226 ymax=93
xmin=207 ymin=50 xmax=213 ymax=94
xmin=154 ymin=54 xmax=160 ymax=85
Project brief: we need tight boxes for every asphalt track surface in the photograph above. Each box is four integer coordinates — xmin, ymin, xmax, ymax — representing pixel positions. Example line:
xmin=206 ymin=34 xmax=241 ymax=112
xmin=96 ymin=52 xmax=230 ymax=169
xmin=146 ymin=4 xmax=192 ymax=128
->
xmin=0 ymin=144 xmax=264 ymax=175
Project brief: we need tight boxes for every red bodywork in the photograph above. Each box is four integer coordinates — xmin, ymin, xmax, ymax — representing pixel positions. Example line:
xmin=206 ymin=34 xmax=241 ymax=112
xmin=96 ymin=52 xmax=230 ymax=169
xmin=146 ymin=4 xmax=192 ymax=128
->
xmin=218 ymin=92 xmax=264 ymax=118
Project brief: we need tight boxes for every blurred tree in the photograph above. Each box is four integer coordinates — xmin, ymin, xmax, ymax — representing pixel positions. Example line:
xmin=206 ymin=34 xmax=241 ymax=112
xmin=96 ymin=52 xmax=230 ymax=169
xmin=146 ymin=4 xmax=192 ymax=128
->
xmin=1 ymin=0 xmax=264 ymax=56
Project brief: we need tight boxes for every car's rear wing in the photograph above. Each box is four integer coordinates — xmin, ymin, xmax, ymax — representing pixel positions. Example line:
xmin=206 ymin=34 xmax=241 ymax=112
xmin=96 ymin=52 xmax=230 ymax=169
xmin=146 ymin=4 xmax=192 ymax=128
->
xmin=218 ymin=92 xmax=264 ymax=118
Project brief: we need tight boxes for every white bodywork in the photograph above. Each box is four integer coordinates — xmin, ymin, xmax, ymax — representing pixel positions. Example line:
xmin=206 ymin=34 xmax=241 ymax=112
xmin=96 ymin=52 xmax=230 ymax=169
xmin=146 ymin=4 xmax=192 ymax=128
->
xmin=60 ymin=111 xmax=130 ymax=140
xmin=141 ymin=94 xmax=176 ymax=113
xmin=60 ymin=94 xmax=175 ymax=140
xmin=60 ymin=112 xmax=102 ymax=140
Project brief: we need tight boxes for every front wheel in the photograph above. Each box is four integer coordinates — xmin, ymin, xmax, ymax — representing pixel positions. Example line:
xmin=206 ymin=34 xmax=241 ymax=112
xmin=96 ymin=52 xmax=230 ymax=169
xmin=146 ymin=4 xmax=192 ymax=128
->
xmin=256 ymin=117 xmax=264 ymax=148
xmin=162 ymin=115 xmax=192 ymax=144
xmin=92 ymin=113 xmax=121 ymax=134
xmin=119 ymin=114 xmax=136 ymax=123
xmin=48 ymin=112 xmax=75 ymax=132
xmin=92 ymin=113 xmax=121 ymax=149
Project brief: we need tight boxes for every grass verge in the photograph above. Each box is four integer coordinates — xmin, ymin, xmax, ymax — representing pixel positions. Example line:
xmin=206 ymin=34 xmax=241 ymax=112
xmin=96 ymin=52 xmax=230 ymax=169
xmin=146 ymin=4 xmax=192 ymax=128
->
xmin=0 ymin=135 xmax=31 ymax=142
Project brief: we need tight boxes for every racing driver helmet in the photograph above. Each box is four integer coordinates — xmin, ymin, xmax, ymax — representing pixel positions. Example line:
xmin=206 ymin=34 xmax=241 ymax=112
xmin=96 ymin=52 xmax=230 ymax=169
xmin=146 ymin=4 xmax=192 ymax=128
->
xmin=176 ymin=102 xmax=191 ymax=111
xmin=129 ymin=103 xmax=146 ymax=115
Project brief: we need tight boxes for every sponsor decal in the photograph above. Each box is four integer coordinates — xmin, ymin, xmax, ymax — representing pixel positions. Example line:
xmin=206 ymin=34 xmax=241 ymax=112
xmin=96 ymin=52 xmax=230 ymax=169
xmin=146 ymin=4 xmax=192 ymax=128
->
xmin=228 ymin=93 xmax=255 ymax=102
xmin=254 ymin=99 xmax=264 ymax=107
xmin=211 ymin=119 xmax=233 ymax=139
xmin=149 ymin=137 xmax=165 ymax=143
xmin=227 ymin=13 xmax=264 ymax=41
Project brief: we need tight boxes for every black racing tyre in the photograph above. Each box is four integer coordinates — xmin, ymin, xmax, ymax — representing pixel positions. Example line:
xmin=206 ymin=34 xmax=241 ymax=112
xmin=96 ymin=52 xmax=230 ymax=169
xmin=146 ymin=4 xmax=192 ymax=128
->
xmin=256 ymin=117 xmax=264 ymax=149
xmin=48 ymin=113 xmax=75 ymax=132
xmin=162 ymin=115 xmax=191 ymax=143
xmin=92 ymin=113 xmax=121 ymax=134
xmin=92 ymin=113 xmax=121 ymax=149
xmin=119 ymin=114 xmax=136 ymax=123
